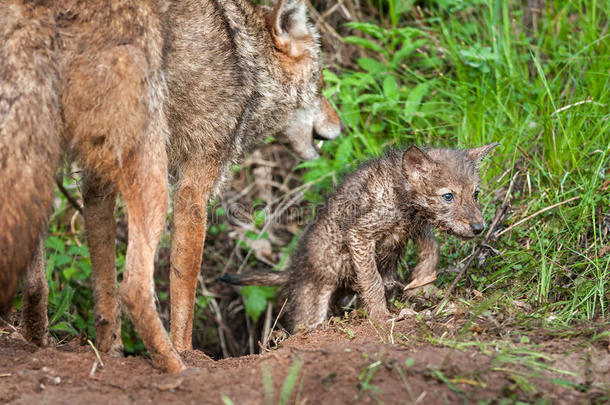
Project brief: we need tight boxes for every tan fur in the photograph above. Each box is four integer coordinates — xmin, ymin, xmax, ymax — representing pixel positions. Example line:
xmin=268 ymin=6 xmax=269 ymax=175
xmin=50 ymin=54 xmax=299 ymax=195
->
xmin=21 ymin=240 xmax=48 ymax=346
xmin=1 ymin=0 xmax=339 ymax=371
xmin=221 ymin=144 xmax=498 ymax=331
xmin=0 ymin=2 xmax=61 ymax=315
xmin=82 ymin=176 xmax=122 ymax=356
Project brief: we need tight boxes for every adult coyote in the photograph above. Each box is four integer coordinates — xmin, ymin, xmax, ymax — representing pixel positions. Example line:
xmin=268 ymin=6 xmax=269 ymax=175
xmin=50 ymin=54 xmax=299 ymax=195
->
xmin=0 ymin=0 xmax=339 ymax=373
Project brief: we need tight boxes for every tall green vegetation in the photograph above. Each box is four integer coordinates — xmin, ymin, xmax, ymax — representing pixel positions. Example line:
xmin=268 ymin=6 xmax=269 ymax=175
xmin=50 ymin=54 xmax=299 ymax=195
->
xmin=309 ymin=0 xmax=609 ymax=321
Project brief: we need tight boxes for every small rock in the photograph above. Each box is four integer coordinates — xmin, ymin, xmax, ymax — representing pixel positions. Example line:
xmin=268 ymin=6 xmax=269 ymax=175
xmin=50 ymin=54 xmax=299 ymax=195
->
xmin=157 ymin=377 xmax=183 ymax=391
xmin=29 ymin=358 xmax=42 ymax=370
xmin=441 ymin=302 xmax=457 ymax=315
xmin=398 ymin=307 xmax=417 ymax=319
xmin=9 ymin=332 xmax=26 ymax=342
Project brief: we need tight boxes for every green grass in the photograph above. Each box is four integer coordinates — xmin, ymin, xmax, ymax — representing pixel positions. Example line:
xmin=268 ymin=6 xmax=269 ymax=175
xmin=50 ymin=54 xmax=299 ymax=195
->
xmin=262 ymin=355 xmax=305 ymax=405
xmin=308 ymin=0 xmax=609 ymax=323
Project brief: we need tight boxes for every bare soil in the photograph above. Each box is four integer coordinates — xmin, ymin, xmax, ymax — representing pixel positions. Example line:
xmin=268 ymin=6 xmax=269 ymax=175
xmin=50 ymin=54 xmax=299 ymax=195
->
xmin=1 ymin=316 xmax=609 ymax=404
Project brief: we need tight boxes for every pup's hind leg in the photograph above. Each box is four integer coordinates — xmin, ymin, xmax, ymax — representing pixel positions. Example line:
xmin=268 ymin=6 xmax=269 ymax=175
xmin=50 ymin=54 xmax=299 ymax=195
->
xmin=21 ymin=238 xmax=48 ymax=346
xmin=347 ymin=233 xmax=390 ymax=321
xmin=83 ymin=176 xmax=122 ymax=356
xmin=289 ymin=282 xmax=334 ymax=332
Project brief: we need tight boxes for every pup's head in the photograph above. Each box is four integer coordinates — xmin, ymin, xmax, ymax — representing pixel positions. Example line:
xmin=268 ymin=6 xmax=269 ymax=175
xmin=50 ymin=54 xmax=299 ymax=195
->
xmin=401 ymin=144 xmax=499 ymax=239
xmin=265 ymin=0 xmax=341 ymax=160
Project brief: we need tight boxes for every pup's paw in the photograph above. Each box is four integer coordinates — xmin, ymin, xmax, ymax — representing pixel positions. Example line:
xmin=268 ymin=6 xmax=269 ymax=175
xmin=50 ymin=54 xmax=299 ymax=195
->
xmin=387 ymin=307 xmax=418 ymax=323
xmin=403 ymin=283 xmax=441 ymax=300
xmin=404 ymin=274 xmax=437 ymax=290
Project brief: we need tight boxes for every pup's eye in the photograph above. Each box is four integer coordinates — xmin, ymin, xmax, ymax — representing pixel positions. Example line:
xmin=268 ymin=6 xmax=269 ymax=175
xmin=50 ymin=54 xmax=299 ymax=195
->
xmin=473 ymin=190 xmax=479 ymax=200
xmin=442 ymin=193 xmax=454 ymax=202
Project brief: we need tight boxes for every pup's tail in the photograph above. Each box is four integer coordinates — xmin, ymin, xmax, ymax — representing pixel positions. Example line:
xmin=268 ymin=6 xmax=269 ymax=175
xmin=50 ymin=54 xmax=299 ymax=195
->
xmin=219 ymin=270 xmax=289 ymax=287
xmin=0 ymin=4 xmax=62 ymax=315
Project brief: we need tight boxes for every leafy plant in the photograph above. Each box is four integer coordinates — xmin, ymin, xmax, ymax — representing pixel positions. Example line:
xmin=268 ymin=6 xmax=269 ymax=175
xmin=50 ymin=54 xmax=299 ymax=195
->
xmin=240 ymin=285 xmax=277 ymax=323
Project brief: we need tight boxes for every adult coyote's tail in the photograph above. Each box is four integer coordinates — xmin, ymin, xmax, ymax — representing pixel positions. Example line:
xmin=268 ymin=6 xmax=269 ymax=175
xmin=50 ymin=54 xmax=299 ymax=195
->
xmin=0 ymin=3 xmax=61 ymax=315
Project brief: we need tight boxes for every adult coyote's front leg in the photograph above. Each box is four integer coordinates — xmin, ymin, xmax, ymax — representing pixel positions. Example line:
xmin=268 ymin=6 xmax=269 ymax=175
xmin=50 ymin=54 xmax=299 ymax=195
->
xmin=118 ymin=133 xmax=185 ymax=373
xmin=170 ymin=160 xmax=218 ymax=352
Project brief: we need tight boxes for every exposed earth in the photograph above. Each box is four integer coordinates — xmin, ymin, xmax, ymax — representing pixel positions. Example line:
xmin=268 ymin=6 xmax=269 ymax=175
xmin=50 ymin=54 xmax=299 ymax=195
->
xmin=1 ymin=313 xmax=609 ymax=404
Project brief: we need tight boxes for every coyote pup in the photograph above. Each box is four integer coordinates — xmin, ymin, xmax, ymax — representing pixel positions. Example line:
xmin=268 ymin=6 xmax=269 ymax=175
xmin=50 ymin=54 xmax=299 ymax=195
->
xmin=222 ymin=144 xmax=498 ymax=331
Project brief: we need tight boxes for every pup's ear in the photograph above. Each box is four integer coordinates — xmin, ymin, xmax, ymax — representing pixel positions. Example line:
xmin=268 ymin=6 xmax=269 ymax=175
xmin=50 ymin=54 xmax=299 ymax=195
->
xmin=467 ymin=143 xmax=500 ymax=166
xmin=266 ymin=0 xmax=312 ymax=58
xmin=402 ymin=145 xmax=436 ymax=180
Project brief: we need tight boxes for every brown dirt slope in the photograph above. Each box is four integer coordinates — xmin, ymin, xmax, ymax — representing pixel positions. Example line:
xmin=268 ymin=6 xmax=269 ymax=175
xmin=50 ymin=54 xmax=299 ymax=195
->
xmin=1 ymin=318 xmax=609 ymax=404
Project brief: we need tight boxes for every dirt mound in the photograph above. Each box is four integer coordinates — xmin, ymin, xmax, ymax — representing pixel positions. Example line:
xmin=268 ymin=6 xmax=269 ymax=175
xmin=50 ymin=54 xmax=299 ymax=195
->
xmin=1 ymin=318 xmax=609 ymax=404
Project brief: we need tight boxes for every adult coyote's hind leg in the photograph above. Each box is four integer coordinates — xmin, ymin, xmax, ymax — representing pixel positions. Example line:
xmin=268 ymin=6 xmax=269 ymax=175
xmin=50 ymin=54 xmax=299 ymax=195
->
xmin=21 ymin=238 xmax=49 ymax=347
xmin=83 ymin=176 xmax=122 ymax=356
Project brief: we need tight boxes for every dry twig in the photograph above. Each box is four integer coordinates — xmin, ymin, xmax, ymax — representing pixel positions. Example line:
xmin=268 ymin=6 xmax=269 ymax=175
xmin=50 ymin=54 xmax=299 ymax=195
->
xmin=261 ymin=298 xmax=288 ymax=350
xmin=494 ymin=196 xmax=581 ymax=238
xmin=55 ymin=176 xmax=83 ymax=214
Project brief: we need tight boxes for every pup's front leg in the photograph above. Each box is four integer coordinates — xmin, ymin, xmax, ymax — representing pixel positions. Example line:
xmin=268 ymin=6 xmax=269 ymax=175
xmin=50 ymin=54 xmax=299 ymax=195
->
xmin=405 ymin=226 xmax=439 ymax=289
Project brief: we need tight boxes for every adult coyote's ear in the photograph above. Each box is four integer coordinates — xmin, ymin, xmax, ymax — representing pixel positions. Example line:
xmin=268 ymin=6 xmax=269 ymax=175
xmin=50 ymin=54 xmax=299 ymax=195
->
xmin=266 ymin=0 xmax=314 ymax=58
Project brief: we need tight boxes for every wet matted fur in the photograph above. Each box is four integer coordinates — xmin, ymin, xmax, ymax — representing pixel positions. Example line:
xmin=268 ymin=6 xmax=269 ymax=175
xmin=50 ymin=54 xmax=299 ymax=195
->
xmin=221 ymin=144 xmax=498 ymax=331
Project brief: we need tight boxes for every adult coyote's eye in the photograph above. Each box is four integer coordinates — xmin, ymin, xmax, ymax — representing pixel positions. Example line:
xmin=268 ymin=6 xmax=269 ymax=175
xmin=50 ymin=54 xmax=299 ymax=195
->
xmin=442 ymin=193 xmax=454 ymax=202
xmin=474 ymin=190 xmax=479 ymax=201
